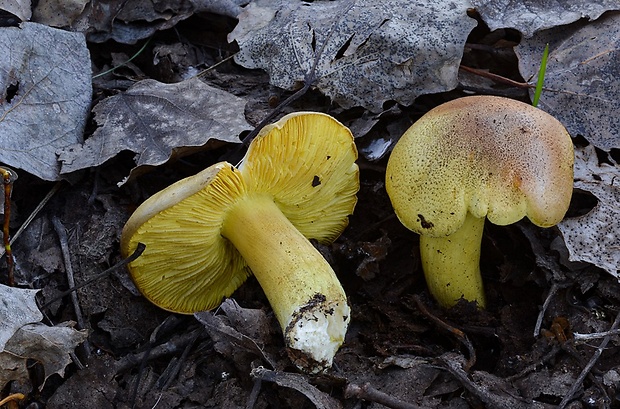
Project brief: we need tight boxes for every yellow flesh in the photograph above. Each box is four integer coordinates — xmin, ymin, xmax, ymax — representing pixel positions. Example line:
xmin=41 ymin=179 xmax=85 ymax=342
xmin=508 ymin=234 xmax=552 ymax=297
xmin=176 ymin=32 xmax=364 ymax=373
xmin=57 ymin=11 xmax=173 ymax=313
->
xmin=420 ymin=212 xmax=486 ymax=308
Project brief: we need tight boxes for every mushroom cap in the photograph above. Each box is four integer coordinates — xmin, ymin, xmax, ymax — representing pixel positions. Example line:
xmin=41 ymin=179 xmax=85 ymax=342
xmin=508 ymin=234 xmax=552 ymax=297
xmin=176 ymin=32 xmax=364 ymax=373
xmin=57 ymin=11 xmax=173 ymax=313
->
xmin=386 ymin=95 xmax=574 ymax=237
xmin=121 ymin=162 xmax=251 ymax=312
xmin=239 ymin=111 xmax=359 ymax=243
xmin=121 ymin=112 xmax=359 ymax=313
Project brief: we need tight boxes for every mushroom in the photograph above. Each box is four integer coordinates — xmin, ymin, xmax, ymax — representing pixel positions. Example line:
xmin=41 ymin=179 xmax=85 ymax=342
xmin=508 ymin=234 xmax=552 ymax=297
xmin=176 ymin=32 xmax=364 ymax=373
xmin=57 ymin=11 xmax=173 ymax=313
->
xmin=385 ymin=96 xmax=574 ymax=308
xmin=121 ymin=112 xmax=359 ymax=373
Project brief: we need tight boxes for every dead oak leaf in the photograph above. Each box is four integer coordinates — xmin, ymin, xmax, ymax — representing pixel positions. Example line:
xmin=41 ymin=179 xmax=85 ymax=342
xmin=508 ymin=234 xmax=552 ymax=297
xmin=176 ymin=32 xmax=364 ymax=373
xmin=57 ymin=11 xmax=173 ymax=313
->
xmin=558 ymin=145 xmax=620 ymax=278
xmin=58 ymin=78 xmax=251 ymax=182
xmin=0 ymin=285 xmax=88 ymax=390
xmin=229 ymin=0 xmax=476 ymax=113
xmin=472 ymin=0 xmax=620 ymax=38
xmin=0 ymin=22 xmax=92 ymax=181
xmin=516 ymin=12 xmax=620 ymax=151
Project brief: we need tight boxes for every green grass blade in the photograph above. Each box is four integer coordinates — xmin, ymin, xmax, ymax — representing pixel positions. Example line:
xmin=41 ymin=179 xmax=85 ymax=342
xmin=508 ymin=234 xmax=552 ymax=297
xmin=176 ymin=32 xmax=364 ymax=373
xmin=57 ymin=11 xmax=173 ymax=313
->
xmin=532 ymin=43 xmax=549 ymax=107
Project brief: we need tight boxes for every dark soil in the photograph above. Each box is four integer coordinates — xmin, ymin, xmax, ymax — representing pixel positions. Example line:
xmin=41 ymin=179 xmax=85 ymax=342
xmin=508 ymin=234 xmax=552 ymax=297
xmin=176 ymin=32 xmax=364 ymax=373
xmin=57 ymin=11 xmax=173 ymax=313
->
xmin=2 ymin=10 xmax=620 ymax=409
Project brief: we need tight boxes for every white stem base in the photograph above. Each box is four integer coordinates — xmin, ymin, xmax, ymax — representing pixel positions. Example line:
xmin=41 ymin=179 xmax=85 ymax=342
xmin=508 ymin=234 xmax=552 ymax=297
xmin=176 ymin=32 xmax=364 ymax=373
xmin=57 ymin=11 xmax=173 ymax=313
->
xmin=285 ymin=296 xmax=350 ymax=374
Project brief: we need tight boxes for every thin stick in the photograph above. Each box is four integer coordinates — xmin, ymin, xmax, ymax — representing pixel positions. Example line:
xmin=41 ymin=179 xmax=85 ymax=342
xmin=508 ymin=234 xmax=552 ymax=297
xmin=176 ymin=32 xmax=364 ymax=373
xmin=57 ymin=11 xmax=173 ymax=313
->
xmin=534 ymin=282 xmax=561 ymax=337
xmin=0 ymin=181 xmax=63 ymax=258
xmin=574 ymin=329 xmax=620 ymax=341
xmin=459 ymin=65 xmax=533 ymax=89
xmin=0 ymin=167 xmax=17 ymax=285
xmin=51 ymin=217 xmax=86 ymax=330
xmin=559 ymin=309 xmax=620 ymax=408
xmin=345 ymin=383 xmax=422 ymax=409
xmin=412 ymin=295 xmax=476 ymax=370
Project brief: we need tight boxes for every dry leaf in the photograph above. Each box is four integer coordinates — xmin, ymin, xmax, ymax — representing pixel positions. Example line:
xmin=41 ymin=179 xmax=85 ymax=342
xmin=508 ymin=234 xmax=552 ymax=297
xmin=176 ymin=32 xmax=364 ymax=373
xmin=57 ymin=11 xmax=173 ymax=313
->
xmin=0 ymin=285 xmax=41 ymax=350
xmin=0 ymin=285 xmax=88 ymax=390
xmin=32 ymin=0 xmax=89 ymax=27
xmin=0 ymin=0 xmax=31 ymax=21
xmin=229 ymin=0 xmax=476 ymax=113
xmin=471 ymin=0 xmax=620 ymax=37
xmin=0 ymin=22 xmax=92 ymax=181
xmin=57 ymin=78 xmax=250 ymax=182
xmin=558 ymin=145 xmax=620 ymax=278
xmin=516 ymin=12 xmax=620 ymax=150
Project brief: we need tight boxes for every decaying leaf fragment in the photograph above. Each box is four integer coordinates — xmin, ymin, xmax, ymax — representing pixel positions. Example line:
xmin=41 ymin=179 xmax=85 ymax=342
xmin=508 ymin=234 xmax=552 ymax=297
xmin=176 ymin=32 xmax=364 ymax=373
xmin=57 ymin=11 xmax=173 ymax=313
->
xmin=558 ymin=146 xmax=620 ymax=278
xmin=57 ymin=78 xmax=251 ymax=182
xmin=0 ymin=22 xmax=92 ymax=181
xmin=471 ymin=0 xmax=620 ymax=38
xmin=229 ymin=0 xmax=476 ymax=112
xmin=0 ymin=285 xmax=87 ymax=390
xmin=516 ymin=12 xmax=620 ymax=151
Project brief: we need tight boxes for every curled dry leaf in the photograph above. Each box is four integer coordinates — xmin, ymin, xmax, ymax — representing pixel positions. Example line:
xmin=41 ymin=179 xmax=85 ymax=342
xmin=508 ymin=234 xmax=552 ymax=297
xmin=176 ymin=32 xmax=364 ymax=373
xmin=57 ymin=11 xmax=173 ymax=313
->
xmin=516 ymin=12 xmax=620 ymax=151
xmin=0 ymin=285 xmax=88 ymax=390
xmin=57 ymin=78 xmax=251 ymax=183
xmin=229 ymin=0 xmax=476 ymax=113
xmin=471 ymin=0 xmax=620 ymax=37
xmin=0 ymin=22 xmax=92 ymax=181
xmin=558 ymin=145 xmax=620 ymax=278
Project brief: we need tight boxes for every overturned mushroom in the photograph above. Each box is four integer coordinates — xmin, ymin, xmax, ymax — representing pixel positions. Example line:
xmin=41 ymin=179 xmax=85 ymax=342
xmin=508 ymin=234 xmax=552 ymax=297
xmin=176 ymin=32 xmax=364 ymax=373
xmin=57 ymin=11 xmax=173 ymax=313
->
xmin=121 ymin=112 xmax=359 ymax=373
xmin=385 ymin=96 xmax=574 ymax=308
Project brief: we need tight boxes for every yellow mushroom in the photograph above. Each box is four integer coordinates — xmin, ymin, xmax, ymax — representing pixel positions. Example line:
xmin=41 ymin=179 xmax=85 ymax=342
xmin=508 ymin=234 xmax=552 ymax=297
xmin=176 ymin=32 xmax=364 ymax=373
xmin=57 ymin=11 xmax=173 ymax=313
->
xmin=385 ymin=96 xmax=574 ymax=308
xmin=121 ymin=112 xmax=359 ymax=373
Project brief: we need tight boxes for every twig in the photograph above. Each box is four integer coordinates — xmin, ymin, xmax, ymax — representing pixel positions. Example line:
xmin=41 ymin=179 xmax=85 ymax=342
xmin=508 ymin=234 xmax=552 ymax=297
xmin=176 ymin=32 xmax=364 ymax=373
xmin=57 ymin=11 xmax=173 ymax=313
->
xmin=459 ymin=65 xmax=533 ymax=89
xmin=116 ymin=325 xmax=203 ymax=373
xmin=574 ymin=329 xmax=620 ymax=342
xmin=534 ymin=282 xmax=561 ymax=337
xmin=412 ymin=295 xmax=476 ymax=370
xmin=0 ymin=181 xmax=64 ymax=258
xmin=558 ymin=309 xmax=620 ymax=408
xmin=39 ymin=243 xmax=145 ymax=310
xmin=51 ymin=217 xmax=86 ymax=330
xmin=344 ymin=383 xmax=422 ymax=409
xmin=157 ymin=328 xmax=204 ymax=389
xmin=1 ymin=167 xmax=18 ymax=285
xmin=245 ymin=379 xmax=262 ymax=409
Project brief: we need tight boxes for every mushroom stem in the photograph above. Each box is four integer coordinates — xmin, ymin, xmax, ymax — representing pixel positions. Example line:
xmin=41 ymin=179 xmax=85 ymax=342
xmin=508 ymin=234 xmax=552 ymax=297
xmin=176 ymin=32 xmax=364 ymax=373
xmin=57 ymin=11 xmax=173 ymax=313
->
xmin=221 ymin=195 xmax=350 ymax=373
xmin=419 ymin=212 xmax=486 ymax=308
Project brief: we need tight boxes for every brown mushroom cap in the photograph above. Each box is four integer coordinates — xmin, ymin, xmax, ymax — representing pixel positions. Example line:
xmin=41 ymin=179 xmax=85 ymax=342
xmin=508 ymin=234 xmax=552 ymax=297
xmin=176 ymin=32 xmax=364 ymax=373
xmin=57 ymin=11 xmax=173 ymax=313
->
xmin=121 ymin=112 xmax=358 ymax=313
xmin=386 ymin=95 xmax=574 ymax=237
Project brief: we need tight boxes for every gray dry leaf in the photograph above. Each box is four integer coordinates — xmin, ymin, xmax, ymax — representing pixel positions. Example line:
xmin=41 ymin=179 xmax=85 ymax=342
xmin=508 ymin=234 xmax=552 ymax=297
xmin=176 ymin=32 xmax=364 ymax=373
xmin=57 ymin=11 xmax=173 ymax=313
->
xmin=558 ymin=145 xmax=620 ymax=278
xmin=0 ymin=22 xmax=92 ymax=181
xmin=0 ymin=0 xmax=32 ymax=21
xmin=0 ymin=284 xmax=41 ymax=349
xmin=516 ymin=12 xmax=620 ymax=151
xmin=0 ymin=285 xmax=88 ymax=390
xmin=471 ymin=0 xmax=620 ymax=37
xmin=229 ymin=0 xmax=476 ymax=113
xmin=32 ymin=0 xmax=89 ymax=28
xmin=58 ymin=78 xmax=251 ymax=182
